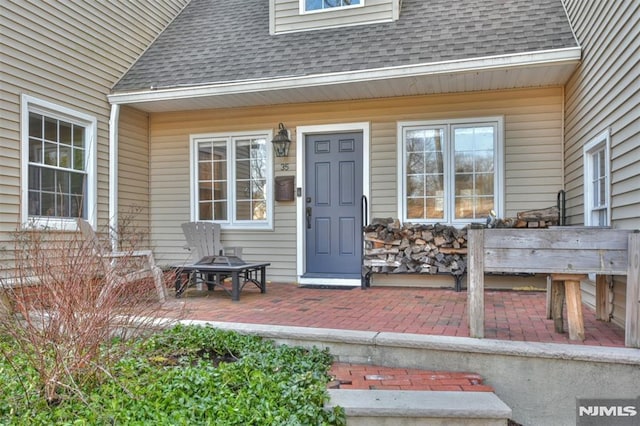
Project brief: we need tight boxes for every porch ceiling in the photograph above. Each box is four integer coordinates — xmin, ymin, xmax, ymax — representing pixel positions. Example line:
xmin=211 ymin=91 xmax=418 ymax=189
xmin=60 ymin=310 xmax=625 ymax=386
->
xmin=108 ymin=51 xmax=580 ymax=113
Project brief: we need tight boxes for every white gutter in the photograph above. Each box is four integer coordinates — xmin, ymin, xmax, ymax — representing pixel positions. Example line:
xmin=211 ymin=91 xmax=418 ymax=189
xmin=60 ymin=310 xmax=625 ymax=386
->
xmin=108 ymin=104 xmax=120 ymax=250
xmin=108 ymin=47 xmax=581 ymax=105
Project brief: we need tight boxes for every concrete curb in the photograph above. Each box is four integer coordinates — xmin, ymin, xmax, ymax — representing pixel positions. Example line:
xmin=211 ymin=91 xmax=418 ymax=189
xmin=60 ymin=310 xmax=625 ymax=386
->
xmin=178 ymin=319 xmax=640 ymax=366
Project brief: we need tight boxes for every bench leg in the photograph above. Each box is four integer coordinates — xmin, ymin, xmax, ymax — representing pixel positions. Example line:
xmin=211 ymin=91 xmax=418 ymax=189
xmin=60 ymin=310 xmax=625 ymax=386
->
xmin=551 ymin=280 xmax=565 ymax=333
xmin=550 ymin=274 xmax=587 ymax=341
xmin=565 ymin=279 xmax=585 ymax=341
xmin=595 ymin=274 xmax=611 ymax=321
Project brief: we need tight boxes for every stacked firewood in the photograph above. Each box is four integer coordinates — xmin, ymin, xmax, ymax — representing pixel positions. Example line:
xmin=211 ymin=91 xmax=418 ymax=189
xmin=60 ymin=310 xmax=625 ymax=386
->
xmin=362 ymin=206 xmax=559 ymax=279
xmin=363 ymin=218 xmax=468 ymax=278
xmin=484 ymin=206 xmax=560 ymax=229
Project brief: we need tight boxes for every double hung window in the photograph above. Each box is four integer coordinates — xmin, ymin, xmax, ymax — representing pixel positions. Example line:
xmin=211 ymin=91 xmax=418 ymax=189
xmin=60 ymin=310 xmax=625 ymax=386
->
xmin=191 ymin=132 xmax=272 ymax=229
xmin=399 ymin=118 xmax=503 ymax=225
xmin=583 ymin=131 xmax=610 ymax=226
xmin=21 ymin=95 xmax=96 ymax=228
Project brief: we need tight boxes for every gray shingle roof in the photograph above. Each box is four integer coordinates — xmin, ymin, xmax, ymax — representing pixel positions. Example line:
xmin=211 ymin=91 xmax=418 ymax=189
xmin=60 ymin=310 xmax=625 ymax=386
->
xmin=112 ymin=0 xmax=577 ymax=92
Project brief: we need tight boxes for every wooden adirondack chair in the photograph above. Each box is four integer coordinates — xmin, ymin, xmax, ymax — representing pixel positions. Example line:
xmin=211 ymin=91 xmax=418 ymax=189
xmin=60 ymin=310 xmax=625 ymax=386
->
xmin=77 ymin=219 xmax=167 ymax=303
xmin=181 ymin=222 xmax=242 ymax=260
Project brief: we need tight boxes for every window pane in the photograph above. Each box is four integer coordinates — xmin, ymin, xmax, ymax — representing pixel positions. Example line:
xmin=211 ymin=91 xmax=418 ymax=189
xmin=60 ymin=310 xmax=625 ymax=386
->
xmin=455 ymin=196 xmax=474 ymax=219
xmin=453 ymin=125 xmax=495 ymax=220
xmin=199 ymin=202 xmax=212 ymax=220
xmin=29 ymin=138 xmax=43 ymax=163
xmin=425 ymin=175 xmax=443 ymax=197
xmin=475 ymin=151 xmax=494 ymax=173
xmin=427 ymin=196 xmax=444 ymax=219
xmin=252 ymin=200 xmax=267 ymax=220
xmin=44 ymin=142 xmax=57 ymax=166
xmin=57 ymin=169 xmax=70 ymax=193
xmin=41 ymin=192 xmax=55 ymax=217
xmin=28 ymin=167 xmax=40 ymax=190
xmin=235 ymin=201 xmax=252 ymax=220
xmin=476 ymin=196 xmax=494 ymax=217
xmin=73 ymin=147 xmax=84 ymax=170
xmin=454 ymin=152 xmax=474 ymax=173
xmin=59 ymin=144 xmax=71 ymax=168
xmin=476 ymin=173 xmax=494 ymax=195
xmin=407 ymin=198 xmax=425 ymax=219
xmin=41 ymin=168 xmax=55 ymax=191
xmin=454 ymin=173 xmax=473 ymax=194
xmin=406 ymin=175 xmax=425 ymax=197
xmin=70 ymin=173 xmax=84 ymax=196
xmin=234 ymin=138 xmax=267 ymax=222
xmin=197 ymin=140 xmax=228 ymax=221
xmin=28 ymin=191 xmax=41 ymax=215
xmin=404 ymin=128 xmax=444 ymax=221
xmin=44 ymin=117 xmax=57 ymax=141
xmin=199 ymin=182 xmax=213 ymax=201
xmin=29 ymin=113 xmax=42 ymax=138
xmin=213 ymin=201 xmax=227 ymax=220
xmin=199 ymin=161 xmax=212 ymax=181
xmin=59 ymin=121 xmax=72 ymax=145
xmin=73 ymin=125 xmax=85 ymax=147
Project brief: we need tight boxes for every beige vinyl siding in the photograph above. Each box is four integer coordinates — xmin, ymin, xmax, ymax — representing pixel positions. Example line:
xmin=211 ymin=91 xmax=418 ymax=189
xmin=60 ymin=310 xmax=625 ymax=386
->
xmin=117 ymin=106 xmax=151 ymax=240
xmin=563 ymin=0 xmax=639 ymax=327
xmin=563 ymin=0 xmax=640 ymax=228
xmin=145 ymin=87 xmax=564 ymax=282
xmin=272 ymin=0 xmax=397 ymax=34
xmin=0 ymin=1 xmax=187 ymax=269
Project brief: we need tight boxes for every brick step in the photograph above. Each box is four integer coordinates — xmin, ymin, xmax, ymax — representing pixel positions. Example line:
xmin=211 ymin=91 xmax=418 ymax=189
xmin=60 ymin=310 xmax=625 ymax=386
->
xmin=329 ymin=363 xmax=494 ymax=392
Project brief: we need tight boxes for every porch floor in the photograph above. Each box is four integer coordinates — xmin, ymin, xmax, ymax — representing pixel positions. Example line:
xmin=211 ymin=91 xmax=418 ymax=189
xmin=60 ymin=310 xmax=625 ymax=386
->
xmin=157 ymin=282 xmax=626 ymax=347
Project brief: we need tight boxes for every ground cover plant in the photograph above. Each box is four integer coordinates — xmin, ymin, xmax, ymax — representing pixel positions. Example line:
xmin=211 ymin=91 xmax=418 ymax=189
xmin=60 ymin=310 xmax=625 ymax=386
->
xmin=0 ymin=220 xmax=178 ymax=406
xmin=0 ymin=221 xmax=343 ymax=424
xmin=0 ymin=324 xmax=345 ymax=425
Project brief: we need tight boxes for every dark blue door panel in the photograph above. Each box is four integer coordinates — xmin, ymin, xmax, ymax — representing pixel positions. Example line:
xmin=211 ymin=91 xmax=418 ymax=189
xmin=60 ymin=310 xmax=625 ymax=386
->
xmin=305 ymin=132 xmax=363 ymax=276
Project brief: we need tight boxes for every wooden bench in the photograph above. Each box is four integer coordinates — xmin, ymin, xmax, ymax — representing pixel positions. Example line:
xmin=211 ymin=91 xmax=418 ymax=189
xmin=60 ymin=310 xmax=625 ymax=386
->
xmin=467 ymin=227 xmax=640 ymax=347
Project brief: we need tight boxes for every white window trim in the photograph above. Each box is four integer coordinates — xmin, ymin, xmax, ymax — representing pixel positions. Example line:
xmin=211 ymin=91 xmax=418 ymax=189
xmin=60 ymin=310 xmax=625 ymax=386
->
xmin=397 ymin=117 xmax=504 ymax=226
xmin=583 ymin=129 xmax=611 ymax=226
xmin=300 ymin=0 xmax=364 ymax=14
xmin=190 ymin=130 xmax=274 ymax=230
xmin=20 ymin=94 xmax=97 ymax=230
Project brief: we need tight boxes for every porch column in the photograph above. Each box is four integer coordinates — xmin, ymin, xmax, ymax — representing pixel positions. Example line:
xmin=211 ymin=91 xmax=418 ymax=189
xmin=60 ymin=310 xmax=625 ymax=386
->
xmin=108 ymin=103 xmax=120 ymax=250
xmin=468 ymin=227 xmax=485 ymax=338
xmin=626 ymin=232 xmax=640 ymax=348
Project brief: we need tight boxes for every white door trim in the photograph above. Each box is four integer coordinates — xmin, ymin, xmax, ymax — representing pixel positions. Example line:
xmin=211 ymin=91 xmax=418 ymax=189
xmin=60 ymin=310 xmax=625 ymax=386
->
xmin=295 ymin=122 xmax=370 ymax=286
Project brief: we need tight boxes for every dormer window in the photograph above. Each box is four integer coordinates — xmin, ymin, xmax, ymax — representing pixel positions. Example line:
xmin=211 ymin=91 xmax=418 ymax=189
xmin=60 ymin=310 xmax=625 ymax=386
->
xmin=303 ymin=0 xmax=362 ymax=13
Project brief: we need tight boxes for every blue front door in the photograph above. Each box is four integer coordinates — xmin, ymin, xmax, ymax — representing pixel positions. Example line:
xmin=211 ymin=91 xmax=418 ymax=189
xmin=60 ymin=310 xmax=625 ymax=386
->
xmin=304 ymin=132 xmax=363 ymax=278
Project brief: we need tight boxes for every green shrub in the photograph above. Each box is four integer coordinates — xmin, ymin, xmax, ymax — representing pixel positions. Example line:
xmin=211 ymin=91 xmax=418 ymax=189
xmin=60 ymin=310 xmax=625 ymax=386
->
xmin=0 ymin=325 xmax=346 ymax=425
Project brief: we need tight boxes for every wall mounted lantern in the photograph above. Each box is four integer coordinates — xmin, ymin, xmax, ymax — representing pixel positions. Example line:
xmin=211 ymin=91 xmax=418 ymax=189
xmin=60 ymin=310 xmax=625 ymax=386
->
xmin=271 ymin=123 xmax=291 ymax=158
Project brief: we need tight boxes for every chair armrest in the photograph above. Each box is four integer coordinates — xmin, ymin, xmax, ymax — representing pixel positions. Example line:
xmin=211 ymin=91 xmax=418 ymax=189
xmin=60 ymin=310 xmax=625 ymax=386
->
xmin=104 ymin=250 xmax=154 ymax=258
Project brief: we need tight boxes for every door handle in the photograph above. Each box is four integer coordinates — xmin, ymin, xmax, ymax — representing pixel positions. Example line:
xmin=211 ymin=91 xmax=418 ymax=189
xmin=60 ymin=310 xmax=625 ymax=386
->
xmin=306 ymin=207 xmax=312 ymax=229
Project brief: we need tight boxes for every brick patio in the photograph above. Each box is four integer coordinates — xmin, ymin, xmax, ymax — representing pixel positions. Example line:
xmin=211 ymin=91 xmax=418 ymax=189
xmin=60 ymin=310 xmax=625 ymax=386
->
xmin=157 ymin=282 xmax=626 ymax=347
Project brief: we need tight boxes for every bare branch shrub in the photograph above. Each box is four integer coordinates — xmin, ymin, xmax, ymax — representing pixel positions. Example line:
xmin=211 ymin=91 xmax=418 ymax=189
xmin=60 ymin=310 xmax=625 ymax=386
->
xmin=0 ymin=220 xmax=182 ymax=405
